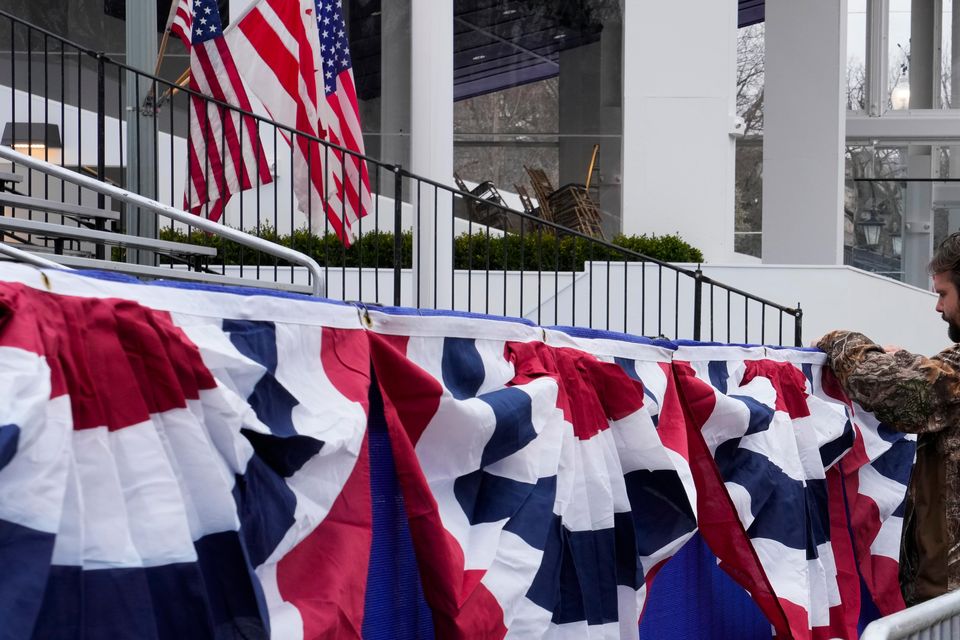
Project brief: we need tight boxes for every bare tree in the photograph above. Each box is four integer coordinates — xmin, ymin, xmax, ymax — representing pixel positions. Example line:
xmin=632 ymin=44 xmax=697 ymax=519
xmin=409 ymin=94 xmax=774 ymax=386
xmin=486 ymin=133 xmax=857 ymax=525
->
xmin=454 ymin=78 xmax=561 ymax=190
xmin=734 ymin=24 xmax=765 ymax=256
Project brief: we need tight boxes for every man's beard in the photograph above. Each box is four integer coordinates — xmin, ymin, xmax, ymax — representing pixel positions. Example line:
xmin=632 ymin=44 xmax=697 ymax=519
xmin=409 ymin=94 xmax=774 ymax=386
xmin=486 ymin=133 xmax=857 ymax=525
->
xmin=948 ymin=316 xmax=960 ymax=342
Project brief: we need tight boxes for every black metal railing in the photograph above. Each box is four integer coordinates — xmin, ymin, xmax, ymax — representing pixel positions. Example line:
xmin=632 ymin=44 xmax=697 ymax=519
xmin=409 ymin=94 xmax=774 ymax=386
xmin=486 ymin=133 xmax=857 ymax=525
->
xmin=0 ymin=10 xmax=803 ymax=345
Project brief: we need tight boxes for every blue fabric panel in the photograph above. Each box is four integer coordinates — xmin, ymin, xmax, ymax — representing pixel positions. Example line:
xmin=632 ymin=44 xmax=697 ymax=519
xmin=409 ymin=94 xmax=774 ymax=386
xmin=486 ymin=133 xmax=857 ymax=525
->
xmin=708 ymin=361 xmax=730 ymax=394
xmin=527 ymin=516 xmax=619 ymax=626
xmin=223 ymin=320 xmax=300 ymax=438
xmin=370 ymin=305 xmax=535 ymax=326
xmin=454 ymin=470 xmax=557 ymax=550
xmin=30 ymin=565 xmax=81 ymax=640
xmin=501 ymin=476 xmax=558 ymax=550
xmin=613 ymin=511 xmax=641 ymax=590
xmin=639 ymin=534 xmax=771 ymax=639
xmin=193 ymin=531 xmax=270 ymax=638
xmin=526 ymin=515 xmax=563 ymax=618
xmin=33 ymin=542 xmax=268 ymax=640
xmin=242 ymin=431 xmax=324 ymax=478
xmin=0 ymin=424 xmax=18 ymax=472
xmin=141 ymin=563 xmax=218 ymax=640
xmin=820 ymin=418 xmax=854 ymax=469
xmin=245 ymin=377 xmax=300 ymax=438
xmin=623 ymin=469 xmax=697 ymax=557
xmin=76 ymin=567 xmax=158 ymax=640
xmin=550 ymin=326 xmax=675 ymax=349
xmin=875 ymin=422 xmax=906 ymax=445
xmin=0 ymin=519 xmax=55 ymax=640
xmin=858 ymin=575 xmax=882 ymax=635
xmin=223 ymin=320 xmax=279 ymax=373
xmin=715 ymin=440 xmax=830 ymax=555
xmin=363 ymin=374 xmax=435 ymax=640
xmin=232 ymin=456 xmax=297 ymax=569
xmin=870 ymin=438 xmax=917 ymax=487
xmin=555 ymin=525 xmax=619 ymax=625
xmin=477 ymin=387 xmax=536 ymax=468
xmin=441 ymin=338 xmax=485 ymax=401
xmin=66 ymin=269 xmax=351 ymax=305
xmin=727 ymin=395 xmax=774 ymax=436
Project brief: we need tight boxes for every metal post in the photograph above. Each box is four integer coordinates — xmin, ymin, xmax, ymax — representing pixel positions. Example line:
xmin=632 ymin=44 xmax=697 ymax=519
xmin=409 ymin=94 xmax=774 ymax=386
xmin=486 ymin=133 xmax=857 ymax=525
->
xmin=96 ymin=54 xmax=106 ymax=259
xmin=393 ymin=166 xmax=403 ymax=306
xmin=124 ymin=1 xmax=158 ymax=265
xmin=903 ymin=0 xmax=936 ymax=288
xmin=794 ymin=303 xmax=804 ymax=347
xmin=692 ymin=265 xmax=703 ymax=342
xmin=865 ymin=0 xmax=889 ymax=116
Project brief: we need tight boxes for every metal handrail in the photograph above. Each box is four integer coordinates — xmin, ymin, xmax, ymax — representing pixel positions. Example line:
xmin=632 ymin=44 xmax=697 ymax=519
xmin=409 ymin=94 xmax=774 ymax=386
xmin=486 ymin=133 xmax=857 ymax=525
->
xmin=860 ymin=590 xmax=960 ymax=639
xmin=0 ymin=240 xmax=70 ymax=270
xmin=0 ymin=146 xmax=325 ymax=295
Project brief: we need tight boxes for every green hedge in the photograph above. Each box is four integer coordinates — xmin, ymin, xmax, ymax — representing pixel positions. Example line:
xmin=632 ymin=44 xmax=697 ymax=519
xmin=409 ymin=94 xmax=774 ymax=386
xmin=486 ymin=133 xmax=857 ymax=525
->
xmin=157 ymin=226 xmax=703 ymax=271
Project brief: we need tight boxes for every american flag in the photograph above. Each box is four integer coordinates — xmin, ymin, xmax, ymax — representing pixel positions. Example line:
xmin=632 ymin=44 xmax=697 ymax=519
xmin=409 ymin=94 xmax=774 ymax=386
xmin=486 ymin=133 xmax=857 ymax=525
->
xmin=0 ymin=263 xmax=914 ymax=639
xmin=313 ymin=0 xmax=372 ymax=244
xmin=170 ymin=0 xmax=273 ymax=222
xmin=224 ymin=0 xmax=369 ymax=246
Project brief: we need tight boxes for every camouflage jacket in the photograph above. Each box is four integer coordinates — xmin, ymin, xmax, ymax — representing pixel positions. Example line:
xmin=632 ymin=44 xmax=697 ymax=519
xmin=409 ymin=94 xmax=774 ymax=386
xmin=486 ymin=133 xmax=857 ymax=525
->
xmin=818 ymin=330 xmax=960 ymax=604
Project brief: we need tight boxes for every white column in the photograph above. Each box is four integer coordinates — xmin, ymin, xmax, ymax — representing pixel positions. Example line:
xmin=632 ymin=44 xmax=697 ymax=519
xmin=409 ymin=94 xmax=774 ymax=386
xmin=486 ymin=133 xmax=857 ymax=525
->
xmin=903 ymin=0 xmax=937 ymax=287
xmin=762 ymin=0 xmax=847 ymax=265
xmin=410 ymin=0 xmax=453 ymax=309
xmin=124 ymin=0 xmax=159 ymax=264
xmin=948 ymin=0 xmax=960 ymax=233
xmin=380 ymin=0 xmax=411 ymax=167
xmin=621 ymin=0 xmax=738 ymax=261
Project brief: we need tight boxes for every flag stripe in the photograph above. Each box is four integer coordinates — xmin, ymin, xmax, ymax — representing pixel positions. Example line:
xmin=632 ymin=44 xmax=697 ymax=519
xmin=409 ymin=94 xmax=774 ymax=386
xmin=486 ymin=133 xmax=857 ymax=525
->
xmin=179 ymin=0 xmax=273 ymax=221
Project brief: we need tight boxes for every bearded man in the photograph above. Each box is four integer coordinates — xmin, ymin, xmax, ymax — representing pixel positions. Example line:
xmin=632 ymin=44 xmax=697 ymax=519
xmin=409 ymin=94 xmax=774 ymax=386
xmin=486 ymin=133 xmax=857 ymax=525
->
xmin=818 ymin=232 xmax=960 ymax=605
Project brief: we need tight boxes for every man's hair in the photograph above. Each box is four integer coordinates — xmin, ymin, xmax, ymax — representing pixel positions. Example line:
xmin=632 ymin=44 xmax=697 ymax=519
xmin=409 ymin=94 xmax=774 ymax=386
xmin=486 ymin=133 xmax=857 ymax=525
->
xmin=929 ymin=232 xmax=960 ymax=289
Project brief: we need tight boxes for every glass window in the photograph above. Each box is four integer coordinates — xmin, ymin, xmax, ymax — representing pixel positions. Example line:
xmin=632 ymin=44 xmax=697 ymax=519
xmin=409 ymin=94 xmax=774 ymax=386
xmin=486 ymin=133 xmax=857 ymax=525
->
xmin=735 ymin=24 xmax=764 ymax=257
xmin=452 ymin=0 xmax=623 ymax=238
xmin=942 ymin=3 xmax=955 ymax=108
xmin=847 ymin=0 xmax=868 ymax=112
xmin=884 ymin=0 xmax=956 ymax=110
xmin=843 ymin=145 xmax=905 ymax=280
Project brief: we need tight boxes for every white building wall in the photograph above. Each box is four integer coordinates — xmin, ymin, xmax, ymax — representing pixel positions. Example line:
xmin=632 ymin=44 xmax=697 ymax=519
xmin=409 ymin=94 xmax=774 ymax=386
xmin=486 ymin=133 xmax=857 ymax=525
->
xmin=762 ymin=0 xmax=848 ymax=265
xmin=621 ymin=0 xmax=739 ymax=262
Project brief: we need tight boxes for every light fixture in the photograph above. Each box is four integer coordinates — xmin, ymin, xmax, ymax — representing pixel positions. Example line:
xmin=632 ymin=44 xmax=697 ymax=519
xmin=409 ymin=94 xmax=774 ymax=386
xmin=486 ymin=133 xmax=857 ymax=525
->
xmin=1 ymin=123 xmax=61 ymax=160
xmin=502 ymin=8 xmax=517 ymax=15
xmin=891 ymin=233 xmax=902 ymax=257
xmin=857 ymin=210 xmax=884 ymax=248
xmin=553 ymin=33 xmax=566 ymax=40
xmin=891 ymin=84 xmax=910 ymax=110
xmin=472 ymin=54 xmax=486 ymax=61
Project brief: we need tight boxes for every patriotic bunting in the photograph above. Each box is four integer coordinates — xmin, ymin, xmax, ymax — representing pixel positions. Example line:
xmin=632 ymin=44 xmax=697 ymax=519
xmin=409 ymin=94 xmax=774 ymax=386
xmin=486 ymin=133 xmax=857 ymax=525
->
xmin=0 ymin=265 xmax=914 ymax=639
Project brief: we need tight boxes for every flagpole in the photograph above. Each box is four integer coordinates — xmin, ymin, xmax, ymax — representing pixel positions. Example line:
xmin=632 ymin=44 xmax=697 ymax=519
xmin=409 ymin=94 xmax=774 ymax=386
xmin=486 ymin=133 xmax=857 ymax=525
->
xmin=156 ymin=0 xmax=257 ymax=107
xmin=142 ymin=0 xmax=182 ymax=110
xmin=153 ymin=30 xmax=173 ymax=78
xmin=154 ymin=68 xmax=191 ymax=108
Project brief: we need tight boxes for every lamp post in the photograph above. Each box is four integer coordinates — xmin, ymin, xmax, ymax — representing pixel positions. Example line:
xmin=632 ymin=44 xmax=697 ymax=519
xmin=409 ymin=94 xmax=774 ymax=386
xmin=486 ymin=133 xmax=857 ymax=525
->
xmin=0 ymin=123 xmax=62 ymax=163
xmin=891 ymin=84 xmax=911 ymax=110
xmin=857 ymin=210 xmax=884 ymax=248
